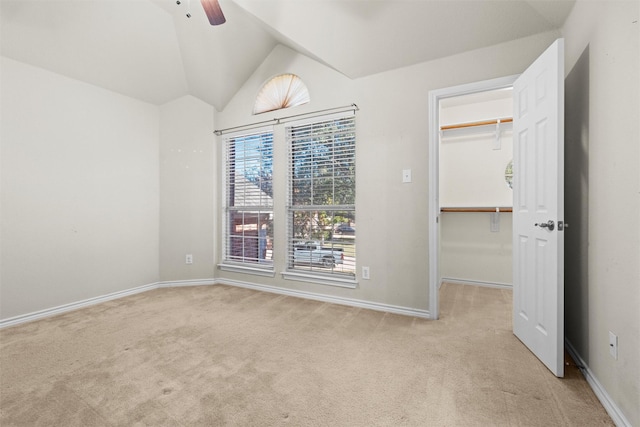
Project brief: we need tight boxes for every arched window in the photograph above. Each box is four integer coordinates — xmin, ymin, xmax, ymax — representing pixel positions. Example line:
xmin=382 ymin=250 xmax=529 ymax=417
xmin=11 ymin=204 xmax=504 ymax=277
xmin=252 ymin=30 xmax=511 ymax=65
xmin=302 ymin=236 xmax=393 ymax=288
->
xmin=253 ymin=74 xmax=310 ymax=115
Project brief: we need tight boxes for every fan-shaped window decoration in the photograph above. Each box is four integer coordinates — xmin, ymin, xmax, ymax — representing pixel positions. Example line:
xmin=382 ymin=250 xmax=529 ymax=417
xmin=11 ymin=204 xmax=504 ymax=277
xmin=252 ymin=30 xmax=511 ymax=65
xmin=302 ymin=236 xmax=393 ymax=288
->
xmin=253 ymin=74 xmax=310 ymax=115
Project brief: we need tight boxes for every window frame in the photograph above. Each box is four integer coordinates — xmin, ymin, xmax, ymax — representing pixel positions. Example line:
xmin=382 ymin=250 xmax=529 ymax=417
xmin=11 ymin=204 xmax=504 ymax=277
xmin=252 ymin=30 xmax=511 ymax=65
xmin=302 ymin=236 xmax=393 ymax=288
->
xmin=282 ymin=113 xmax=357 ymax=288
xmin=219 ymin=127 xmax=275 ymax=276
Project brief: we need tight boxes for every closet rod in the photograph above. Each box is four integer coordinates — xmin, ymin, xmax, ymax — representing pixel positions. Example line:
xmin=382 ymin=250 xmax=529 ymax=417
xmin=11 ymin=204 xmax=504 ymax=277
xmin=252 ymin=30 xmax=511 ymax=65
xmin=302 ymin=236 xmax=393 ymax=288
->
xmin=440 ymin=207 xmax=513 ymax=213
xmin=214 ymin=103 xmax=359 ymax=136
xmin=440 ymin=117 xmax=512 ymax=131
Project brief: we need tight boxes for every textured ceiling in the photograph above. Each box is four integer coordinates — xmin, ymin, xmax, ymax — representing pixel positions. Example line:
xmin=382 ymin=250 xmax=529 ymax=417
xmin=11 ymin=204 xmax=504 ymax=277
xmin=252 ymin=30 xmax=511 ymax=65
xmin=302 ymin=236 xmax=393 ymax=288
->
xmin=0 ymin=0 xmax=575 ymax=110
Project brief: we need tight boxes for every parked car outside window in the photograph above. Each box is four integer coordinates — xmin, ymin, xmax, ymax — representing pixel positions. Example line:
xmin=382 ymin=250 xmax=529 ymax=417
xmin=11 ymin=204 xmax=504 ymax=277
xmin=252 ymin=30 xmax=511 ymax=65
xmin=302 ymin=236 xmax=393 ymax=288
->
xmin=334 ymin=224 xmax=355 ymax=235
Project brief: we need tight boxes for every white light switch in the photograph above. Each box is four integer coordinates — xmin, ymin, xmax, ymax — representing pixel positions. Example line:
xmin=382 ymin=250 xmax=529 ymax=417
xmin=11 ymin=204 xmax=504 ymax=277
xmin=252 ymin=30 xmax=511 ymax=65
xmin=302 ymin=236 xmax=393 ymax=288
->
xmin=402 ymin=169 xmax=412 ymax=183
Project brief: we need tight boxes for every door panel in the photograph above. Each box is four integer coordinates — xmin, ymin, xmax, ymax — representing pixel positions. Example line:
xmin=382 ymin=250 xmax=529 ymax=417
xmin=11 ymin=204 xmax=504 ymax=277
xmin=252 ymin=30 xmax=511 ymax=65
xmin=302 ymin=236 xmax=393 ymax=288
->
xmin=513 ymin=39 xmax=565 ymax=377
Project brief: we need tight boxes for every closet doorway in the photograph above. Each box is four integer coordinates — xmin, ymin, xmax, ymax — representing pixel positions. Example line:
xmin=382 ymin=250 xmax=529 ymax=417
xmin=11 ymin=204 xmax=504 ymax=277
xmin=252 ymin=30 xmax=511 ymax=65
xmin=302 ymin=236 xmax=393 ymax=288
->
xmin=429 ymin=40 xmax=566 ymax=377
xmin=428 ymin=75 xmax=518 ymax=320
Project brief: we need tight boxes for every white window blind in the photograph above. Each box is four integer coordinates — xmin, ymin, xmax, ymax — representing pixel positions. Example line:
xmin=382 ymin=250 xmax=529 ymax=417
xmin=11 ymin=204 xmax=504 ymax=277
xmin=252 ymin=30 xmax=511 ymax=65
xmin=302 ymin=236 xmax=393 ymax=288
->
xmin=223 ymin=130 xmax=274 ymax=268
xmin=286 ymin=115 xmax=356 ymax=279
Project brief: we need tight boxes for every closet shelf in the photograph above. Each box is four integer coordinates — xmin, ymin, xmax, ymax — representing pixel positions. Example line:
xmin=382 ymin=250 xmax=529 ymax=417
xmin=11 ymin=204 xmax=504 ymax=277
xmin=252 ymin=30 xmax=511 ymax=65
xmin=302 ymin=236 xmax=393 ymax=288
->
xmin=440 ymin=117 xmax=512 ymax=131
xmin=440 ymin=207 xmax=513 ymax=213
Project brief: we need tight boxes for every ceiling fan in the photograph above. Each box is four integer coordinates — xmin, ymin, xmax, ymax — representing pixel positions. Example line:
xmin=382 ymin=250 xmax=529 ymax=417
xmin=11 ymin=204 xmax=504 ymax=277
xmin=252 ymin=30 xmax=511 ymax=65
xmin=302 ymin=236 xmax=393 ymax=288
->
xmin=176 ymin=0 xmax=226 ymax=25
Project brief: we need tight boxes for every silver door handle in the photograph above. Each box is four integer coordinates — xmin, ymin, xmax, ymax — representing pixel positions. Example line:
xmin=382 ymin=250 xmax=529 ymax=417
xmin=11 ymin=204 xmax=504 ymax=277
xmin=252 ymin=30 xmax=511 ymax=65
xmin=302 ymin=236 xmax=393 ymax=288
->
xmin=535 ymin=220 xmax=555 ymax=231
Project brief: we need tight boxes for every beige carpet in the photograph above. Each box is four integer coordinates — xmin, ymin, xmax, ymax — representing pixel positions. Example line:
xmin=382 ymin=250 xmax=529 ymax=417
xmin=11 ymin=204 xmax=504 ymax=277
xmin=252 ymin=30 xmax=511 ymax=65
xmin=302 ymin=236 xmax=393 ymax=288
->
xmin=1 ymin=283 xmax=612 ymax=426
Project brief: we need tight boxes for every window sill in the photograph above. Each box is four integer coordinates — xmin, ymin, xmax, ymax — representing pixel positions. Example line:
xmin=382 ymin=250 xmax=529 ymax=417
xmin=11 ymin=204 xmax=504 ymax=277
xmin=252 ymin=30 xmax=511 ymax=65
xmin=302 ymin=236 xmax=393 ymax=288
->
xmin=281 ymin=271 xmax=357 ymax=289
xmin=218 ymin=263 xmax=275 ymax=277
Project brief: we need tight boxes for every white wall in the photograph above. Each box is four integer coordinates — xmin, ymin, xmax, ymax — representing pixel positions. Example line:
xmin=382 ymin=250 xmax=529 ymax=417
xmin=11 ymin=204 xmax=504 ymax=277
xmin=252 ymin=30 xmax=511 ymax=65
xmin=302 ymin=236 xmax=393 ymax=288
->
xmin=0 ymin=57 xmax=160 ymax=320
xmin=215 ymin=32 xmax=559 ymax=311
xmin=562 ymin=1 xmax=640 ymax=425
xmin=439 ymin=96 xmax=513 ymax=208
xmin=159 ymin=96 xmax=215 ymax=281
xmin=440 ymin=213 xmax=512 ymax=286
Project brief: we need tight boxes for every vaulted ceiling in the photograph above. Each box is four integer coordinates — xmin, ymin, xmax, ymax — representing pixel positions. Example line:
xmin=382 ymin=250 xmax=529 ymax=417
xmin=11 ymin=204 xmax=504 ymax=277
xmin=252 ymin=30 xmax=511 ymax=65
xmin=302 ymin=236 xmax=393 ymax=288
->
xmin=0 ymin=0 xmax=575 ymax=110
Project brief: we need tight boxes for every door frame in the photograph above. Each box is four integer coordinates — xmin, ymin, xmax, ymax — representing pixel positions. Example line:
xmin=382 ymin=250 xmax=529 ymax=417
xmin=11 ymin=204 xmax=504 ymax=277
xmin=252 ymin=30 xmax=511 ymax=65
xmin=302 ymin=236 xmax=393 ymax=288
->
xmin=428 ymin=75 xmax=518 ymax=319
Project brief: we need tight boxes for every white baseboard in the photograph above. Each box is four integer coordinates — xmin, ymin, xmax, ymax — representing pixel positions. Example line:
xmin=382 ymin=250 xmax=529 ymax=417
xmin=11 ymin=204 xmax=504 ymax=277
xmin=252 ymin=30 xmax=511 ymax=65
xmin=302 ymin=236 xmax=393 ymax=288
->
xmin=441 ymin=277 xmax=512 ymax=290
xmin=0 ymin=279 xmax=217 ymax=329
xmin=0 ymin=277 xmax=429 ymax=328
xmin=157 ymin=278 xmax=216 ymax=288
xmin=565 ymin=339 xmax=632 ymax=427
xmin=0 ymin=282 xmax=158 ymax=329
xmin=215 ymin=278 xmax=432 ymax=319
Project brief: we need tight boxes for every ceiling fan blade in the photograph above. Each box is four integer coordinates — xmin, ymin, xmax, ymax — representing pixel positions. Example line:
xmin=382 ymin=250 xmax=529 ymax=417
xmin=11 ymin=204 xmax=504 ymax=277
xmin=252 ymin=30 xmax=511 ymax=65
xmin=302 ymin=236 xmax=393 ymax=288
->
xmin=201 ymin=0 xmax=226 ymax=25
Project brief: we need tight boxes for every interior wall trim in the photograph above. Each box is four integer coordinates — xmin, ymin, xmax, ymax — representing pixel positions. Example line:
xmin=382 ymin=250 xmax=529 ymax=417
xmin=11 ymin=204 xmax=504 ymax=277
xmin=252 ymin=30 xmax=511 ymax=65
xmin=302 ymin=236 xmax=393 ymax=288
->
xmin=0 ymin=279 xmax=219 ymax=329
xmin=0 ymin=282 xmax=159 ymax=329
xmin=440 ymin=277 xmax=513 ymax=289
xmin=428 ymin=74 xmax=520 ymax=320
xmin=157 ymin=279 xmax=217 ymax=288
xmin=215 ymin=278 xmax=431 ymax=319
xmin=0 ymin=277 xmax=429 ymax=328
xmin=565 ymin=339 xmax=632 ymax=427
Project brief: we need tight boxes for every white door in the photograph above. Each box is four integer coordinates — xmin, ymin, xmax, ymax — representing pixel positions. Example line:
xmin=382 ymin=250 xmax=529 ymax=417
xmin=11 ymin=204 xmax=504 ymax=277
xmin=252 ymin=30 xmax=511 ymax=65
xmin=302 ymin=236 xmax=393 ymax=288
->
xmin=512 ymin=39 xmax=565 ymax=377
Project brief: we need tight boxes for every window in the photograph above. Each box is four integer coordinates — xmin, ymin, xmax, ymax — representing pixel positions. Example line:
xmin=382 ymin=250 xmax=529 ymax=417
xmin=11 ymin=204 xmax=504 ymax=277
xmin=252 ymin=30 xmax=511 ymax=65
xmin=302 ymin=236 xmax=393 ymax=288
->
xmin=286 ymin=115 xmax=356 ymax=282
xmin=222 ymin=130 xmax=274 ymax=271
xmin=253 ymin=74 xmax=310 ymax=115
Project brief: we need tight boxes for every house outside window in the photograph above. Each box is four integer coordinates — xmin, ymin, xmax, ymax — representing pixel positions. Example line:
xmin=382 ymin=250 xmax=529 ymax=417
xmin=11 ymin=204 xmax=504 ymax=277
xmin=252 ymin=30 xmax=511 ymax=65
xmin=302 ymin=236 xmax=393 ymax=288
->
xmin=223 ymin=130 xmax=274 ymax=269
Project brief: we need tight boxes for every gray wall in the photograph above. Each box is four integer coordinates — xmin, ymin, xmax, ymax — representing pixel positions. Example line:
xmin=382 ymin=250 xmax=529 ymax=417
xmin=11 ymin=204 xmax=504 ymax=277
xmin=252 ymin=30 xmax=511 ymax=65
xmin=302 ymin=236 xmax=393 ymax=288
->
xmin=563 ymin=1 xmax=640 ymax=425
xmin=159 ymin=96 xmax=215 ymax=282
xmin=0 ymin=57 xmax=160 ymax=319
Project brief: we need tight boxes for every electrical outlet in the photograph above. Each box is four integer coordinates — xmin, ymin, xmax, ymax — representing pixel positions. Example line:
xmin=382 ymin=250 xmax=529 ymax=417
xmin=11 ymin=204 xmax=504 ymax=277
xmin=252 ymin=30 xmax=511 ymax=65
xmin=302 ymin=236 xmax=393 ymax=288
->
xmin=185 ymin=254 xmax=193 ymax=264
xmin=609 ymin=331 xmax=618 ymax=360
xmin=402 ymin=169 xmax=412 ymax=183
xmin=362 ymin=266 xmax=370 ymax=280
